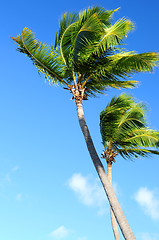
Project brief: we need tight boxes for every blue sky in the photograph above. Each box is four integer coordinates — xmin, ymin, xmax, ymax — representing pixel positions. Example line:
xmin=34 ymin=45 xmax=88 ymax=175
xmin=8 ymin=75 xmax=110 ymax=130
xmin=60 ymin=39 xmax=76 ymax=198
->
xmin=1 ymin=0 xmax=159 ymax=239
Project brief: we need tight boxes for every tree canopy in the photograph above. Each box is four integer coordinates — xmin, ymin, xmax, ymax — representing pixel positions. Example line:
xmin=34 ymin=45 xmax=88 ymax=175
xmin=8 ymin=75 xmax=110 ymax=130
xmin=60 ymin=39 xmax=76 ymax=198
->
xmin=12 ymin=6 xmax=159 ymax=99
xmin=100 ymin=94 xmax=159 ymax=160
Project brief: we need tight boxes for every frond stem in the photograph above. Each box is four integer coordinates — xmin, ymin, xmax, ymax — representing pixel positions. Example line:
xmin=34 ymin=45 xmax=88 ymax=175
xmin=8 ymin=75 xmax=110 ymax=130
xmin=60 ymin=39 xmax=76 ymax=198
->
xmin=59 ymin=21 xmax=77 ymax=67
xmin=125 ymin=134 xmax=159 ymax=142
xmin=81 ymin=74 xmax=92 ymax=88
xmin=73 ymin=71 xmax=78 ymax=90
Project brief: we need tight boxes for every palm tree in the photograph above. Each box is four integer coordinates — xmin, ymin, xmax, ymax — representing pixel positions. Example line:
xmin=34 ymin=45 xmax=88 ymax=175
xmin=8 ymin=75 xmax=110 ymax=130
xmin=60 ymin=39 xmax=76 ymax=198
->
xmin=11 ymin=6 xmax=159 ymax=239
xmin=100 ymin=93 xmax=159 ymax=240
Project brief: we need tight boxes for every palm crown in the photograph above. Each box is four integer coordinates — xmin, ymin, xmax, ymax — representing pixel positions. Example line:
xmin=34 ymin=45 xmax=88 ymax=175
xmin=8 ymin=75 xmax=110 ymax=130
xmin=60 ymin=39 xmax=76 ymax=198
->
xmin=12 ymin=6 xmax=159 ymax=99
xmin=100 ymin=94 xmax=159 ymax=160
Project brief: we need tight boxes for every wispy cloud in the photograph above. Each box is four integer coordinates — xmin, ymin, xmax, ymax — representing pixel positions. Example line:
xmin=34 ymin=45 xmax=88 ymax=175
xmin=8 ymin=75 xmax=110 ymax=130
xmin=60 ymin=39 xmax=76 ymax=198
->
xmin=68 ymin=173 xmax=108 ymax=215
xmin=134 ymin=187 xmax=159 ymax=220
xmin=12 ymin=166 xmax=19 ymax=172
xmin=50 ymin=226 xmax=70 ymax=239
xmin=16 ymin=193 xmax=22 ymax=201
xmin=4 ymin=166 xmax=19 ymax=183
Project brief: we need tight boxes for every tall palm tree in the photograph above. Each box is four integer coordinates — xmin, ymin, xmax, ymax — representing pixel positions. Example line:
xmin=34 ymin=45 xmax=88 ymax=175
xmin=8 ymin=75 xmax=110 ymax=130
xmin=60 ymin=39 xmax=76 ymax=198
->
xmin=100 ymin=93 xmax=159 ymax=240
xmin=12 ymin=6 xmax=159 ymax=239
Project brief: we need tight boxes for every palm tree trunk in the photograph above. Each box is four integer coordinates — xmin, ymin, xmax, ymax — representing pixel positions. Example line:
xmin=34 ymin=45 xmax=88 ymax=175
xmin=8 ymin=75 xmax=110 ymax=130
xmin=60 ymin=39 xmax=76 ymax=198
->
xmin=107 ymin=162 xmax=120 ymax=240
xmin=76 ymin=100 xmax=136 ymax=240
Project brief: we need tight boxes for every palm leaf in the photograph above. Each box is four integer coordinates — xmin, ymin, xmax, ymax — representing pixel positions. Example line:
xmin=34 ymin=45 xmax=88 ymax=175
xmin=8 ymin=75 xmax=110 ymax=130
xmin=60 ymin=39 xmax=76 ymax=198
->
xmin=59 ymin=21 xmax=79 ymax=66
xmin=125 ymin=129 xmax=159 ymax=147
xmin=118 ymin=103 xmax=147 ymax=130
xmin=108 ymin=51 xmax=159 ymax=74
xmin=89 ymin=51 xmax=159 ymax=87
xmin=81 ymin=50 xmax=159 ymax=92
xmin=12 ymin=27 xmax=70 ymax=86
xmin=90 ymin=70 xmax=139 ymax=89
xmin=60 ymin=12 xmax=104 ymax=67
xmin=59 ymin=7 xmax=117 ymax=67
xmin=94 ymin=18 xmax=134 ymax=55
xmin=78 ymin=6 xmax=117 ymax=27
xmin=73 ymin=9 xmax=123 ymax=61
xmin=73 ymin=13 xmax=104 ymax=62
xmin=100 ymin=94 xmax=159 ymax=160
xmin=100 ymin=94 xmax=134 ymax=143
xmin=55 ymin=12 xmax=78 ymax=48
xmin=117 ymin=147 xmax=159 ymax=159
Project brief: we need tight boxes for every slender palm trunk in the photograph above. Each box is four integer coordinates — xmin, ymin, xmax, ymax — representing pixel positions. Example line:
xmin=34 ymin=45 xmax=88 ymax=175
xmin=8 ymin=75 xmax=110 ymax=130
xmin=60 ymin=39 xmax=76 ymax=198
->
xmin=76 ymin=100 xmax=136 ymax=240
xmin=107 ymin=162 xmax=120 ymax=240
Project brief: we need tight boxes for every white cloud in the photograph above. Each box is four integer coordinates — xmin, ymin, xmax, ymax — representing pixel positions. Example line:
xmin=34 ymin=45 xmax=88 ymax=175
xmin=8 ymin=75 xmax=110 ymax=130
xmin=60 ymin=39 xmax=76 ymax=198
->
xmin=16 ymin=193 xmax=22 ymax=201
xmin=134 ymin=187 xmax=159 ymax=220
xmin=140 ymin=232 xmax=159 ymax=240
xmin=50 ymin=226 xmax=69 ymax=239
xmin=12 ymin=166 xmax=19 ymax=172
xmin=4 ymin=166 xmax=19 ymax=183
xmin=68 ymin=173 xmax=108 ymax=215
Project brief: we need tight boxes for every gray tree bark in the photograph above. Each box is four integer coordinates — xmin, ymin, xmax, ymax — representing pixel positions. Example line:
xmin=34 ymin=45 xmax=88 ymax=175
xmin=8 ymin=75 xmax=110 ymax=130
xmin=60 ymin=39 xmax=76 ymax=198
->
xmin=76 ymin=101 xmax=136 ymax=240
xmin=107 ymin=162 xmax=120 ymax=240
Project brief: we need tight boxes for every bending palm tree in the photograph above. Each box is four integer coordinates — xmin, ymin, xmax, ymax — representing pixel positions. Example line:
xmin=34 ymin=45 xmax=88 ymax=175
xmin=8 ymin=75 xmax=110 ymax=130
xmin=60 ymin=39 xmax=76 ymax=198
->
xmin=100 ymin=94 xmax=159 ymax=239
xmin=12 ymin=6 xmax=159 ymax=239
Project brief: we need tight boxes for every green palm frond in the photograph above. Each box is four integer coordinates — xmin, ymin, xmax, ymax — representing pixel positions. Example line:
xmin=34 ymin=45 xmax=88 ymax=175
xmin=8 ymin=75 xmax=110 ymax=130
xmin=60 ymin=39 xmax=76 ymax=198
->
xmin=79 ymin=50 xmax=159 ymax=92
xmin=55 ymin=6 xmax=114 ymax=50
xmin=118 ymin=103 xmax=147 ymax=131
xmin=74 ymin=18 xmax=134 ymax=64
xmin=100 ymin=94 xmax=135 ymax=143
xmin=125 ymin=128 xmax=159 ymax=147
xmin=104 ymin=94 xmax=133 ymax=110
xmin=78 ymin=6 xmax=117 ymax=27
xmin=12 ymin=27 xmax=70 ymax=86
xmin=88 ymin=51 xmax=159 ymax=86
xmin=60 ymin=12 xmax=104 ymax=66
xmin=91 ymin=68 xmax=139 ymax=89
xmin=94 ymin=18 xmax=134 ymax=55
xmin=100 ymin=94 xmax=159 ymax=160
xmin=85 ymin=77 xmax=138 ymax=97
xmin=73 ymin=13 xmax=104 ymax=62
xmin=55 ymin=12 xmax=78 ymax=49
xmin=59 ymin=7 xmax=118 ymax=68
xmin=118 ymin=148 xmax=159 ymax=159
xmin=108 ymin=52 xmax=159 ymax=75
xmin=59 ymin=21 xmax=79 ymax=66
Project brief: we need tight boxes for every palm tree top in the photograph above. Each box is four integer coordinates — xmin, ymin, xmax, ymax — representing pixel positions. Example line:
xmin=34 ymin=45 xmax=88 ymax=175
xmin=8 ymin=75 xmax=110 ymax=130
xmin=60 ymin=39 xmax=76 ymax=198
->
xmin=11 ymin=6 xmax=159 ymax=99
xmin=100 ymin=93 xmax=159 ymax=160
